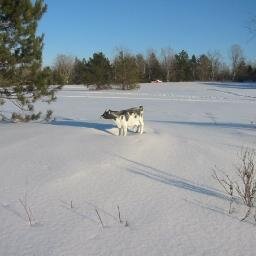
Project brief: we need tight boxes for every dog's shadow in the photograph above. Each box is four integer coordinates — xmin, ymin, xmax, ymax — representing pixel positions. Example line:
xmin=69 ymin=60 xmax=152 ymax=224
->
xmin=50 ymin=118 xmax=143 ymax=136
xmin=50 ymin=118 xmax=115 ymax=135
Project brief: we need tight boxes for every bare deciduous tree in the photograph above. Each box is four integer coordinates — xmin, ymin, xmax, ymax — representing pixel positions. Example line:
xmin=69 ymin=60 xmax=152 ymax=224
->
xmin=207 ymin=51 xmax=222 ymax=81
xmin=247 ymin=15 xmax=256 ymax=40
xmin=160 ymin=48 xmax=175 ymax=82
xmin=229 ymin=44 xmax=244 ymax=81
xmin=53 ymin=54 xmax=75 ymax=84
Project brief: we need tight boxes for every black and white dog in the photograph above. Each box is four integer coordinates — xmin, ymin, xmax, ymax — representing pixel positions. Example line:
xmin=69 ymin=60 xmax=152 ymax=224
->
xmin=101 ymin=106 xmax=144 ymax=136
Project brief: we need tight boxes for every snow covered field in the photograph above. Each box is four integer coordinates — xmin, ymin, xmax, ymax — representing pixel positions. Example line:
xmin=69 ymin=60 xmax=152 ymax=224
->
xmin=1 ymin=82 xmax=256 ymax=256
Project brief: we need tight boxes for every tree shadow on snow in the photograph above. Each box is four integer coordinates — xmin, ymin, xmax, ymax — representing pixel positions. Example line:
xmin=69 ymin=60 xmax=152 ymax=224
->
xmin=116 ymin=155 xmax=229 ymax=201
xmin=207 ymin=88 xmax=256 ymax=99
xmin=0 ymin=203 xmax=25 ymax=221
xmin=201 ymin=82 xmax=256 ymax=90
xmin=50 ymin=118 xmax=115 ymax=135
xmin=149 ymin=120 xmax=256 ymax=131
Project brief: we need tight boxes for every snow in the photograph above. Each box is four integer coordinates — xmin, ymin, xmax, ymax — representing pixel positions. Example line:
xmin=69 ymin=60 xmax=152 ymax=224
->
xmin=1 ymin=82 xmax=256 ymax=256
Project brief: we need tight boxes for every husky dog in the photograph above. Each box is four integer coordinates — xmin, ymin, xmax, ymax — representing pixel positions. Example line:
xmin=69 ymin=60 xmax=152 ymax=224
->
xmin=101 ymin=106 xmax=144 ymax=136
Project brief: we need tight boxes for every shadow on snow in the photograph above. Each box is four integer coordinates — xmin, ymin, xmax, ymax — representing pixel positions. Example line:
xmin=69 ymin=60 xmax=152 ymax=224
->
xmin=148 ymin=120 xmax=256 ymax=131
xmin=201 ymin=82 xmax=256 ymax=90
xmin=116 ymin=155 xmax=229 ymax=201
xmin=50 ymin=118 xmax=115 ymax=135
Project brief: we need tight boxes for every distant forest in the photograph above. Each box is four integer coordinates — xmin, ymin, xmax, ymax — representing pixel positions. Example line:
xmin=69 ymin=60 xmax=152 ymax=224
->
xmin=46 ymin=45 xmax=256 ymax=89
xmin=1 ymin=0 xmax=255 ymax=122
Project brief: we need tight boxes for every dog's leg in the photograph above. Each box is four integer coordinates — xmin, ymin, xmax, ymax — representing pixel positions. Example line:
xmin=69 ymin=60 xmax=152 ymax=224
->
xmin=124 ymin=127 xmax=127 ymax=136
xmin=139 ymin=120 xmax=144 ymax=134
xmin=123 ymin=123 xmax=128 ymax=136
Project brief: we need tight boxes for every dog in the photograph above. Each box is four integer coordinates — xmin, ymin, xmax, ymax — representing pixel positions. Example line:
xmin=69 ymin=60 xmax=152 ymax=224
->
xmin=101 ymin=106 xmax=144 ymax=136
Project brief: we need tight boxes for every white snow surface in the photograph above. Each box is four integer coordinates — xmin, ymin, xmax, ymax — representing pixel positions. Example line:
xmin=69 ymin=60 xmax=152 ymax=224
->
xmin=1 ymin=82 xmax=256 ymax=256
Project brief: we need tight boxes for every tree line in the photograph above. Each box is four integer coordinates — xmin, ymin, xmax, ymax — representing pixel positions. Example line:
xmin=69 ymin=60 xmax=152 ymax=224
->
xmin=1 ymin=0 xmax=256 ymax=122
xmin=49 ymin=45 xmax=256 ymax=90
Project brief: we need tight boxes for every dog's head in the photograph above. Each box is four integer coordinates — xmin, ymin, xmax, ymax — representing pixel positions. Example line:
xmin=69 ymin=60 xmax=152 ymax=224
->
xmin=101 ymin=109 xmax=116 ymax=120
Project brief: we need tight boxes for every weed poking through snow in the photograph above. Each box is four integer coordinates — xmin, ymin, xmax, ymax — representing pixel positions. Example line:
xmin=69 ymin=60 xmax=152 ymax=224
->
xmin=213 ymin=148 xmax=256 ymax=222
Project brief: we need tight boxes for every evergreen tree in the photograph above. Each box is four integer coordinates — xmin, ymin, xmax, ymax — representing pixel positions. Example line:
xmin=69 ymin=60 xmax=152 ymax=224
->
xmin=252 ymin=67 xmax=256 ymax=82
xmin=236 ymin=60 xmax=248 ymax=82
xmin=246 ymin=65 xmax=256 ymax=81
xmin=174 ymin=50 xmax=192 ymax=81
xmin=190 ymin=54 xmax=197 ymax=81
xmin=70 ymin=58 xmax=88 ymax=85
xmin=0 ymin=0 xmax=57 ymax=121
xmin=86 ymin=52 xmax=112 ymax=89
xmin=146 ymin=51 xmax=163 ymax=82
xmin=41 ymin=66 xmax=54 ymax=85
xmin=113 ymin=51 xmax=139 ymax=90
xmin=135 ymin=54 xmax=147 ymax=82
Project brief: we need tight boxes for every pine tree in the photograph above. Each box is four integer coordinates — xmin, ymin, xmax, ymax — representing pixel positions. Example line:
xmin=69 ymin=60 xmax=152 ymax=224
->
xmin=236 ymin=60 xmax=248 ymax=82
xmin=190 ymin=55 xmax=197 ymax=81
xmin=0 ymin=0 xmax=58 ymax=121
xmin=174 ymin=50 xmax=192 ymax=81
xmin=146 ymin=51 xmax=163 ymax=82
xmin=135 ymin=54 xmax=147 ymax=82
xmin=70 ymin=58 xmax=88 ymax=85
xmin=113 ymin=51 xmax=139 ymax=90
xmin=86 ymin=52 xmax=112 ymax=89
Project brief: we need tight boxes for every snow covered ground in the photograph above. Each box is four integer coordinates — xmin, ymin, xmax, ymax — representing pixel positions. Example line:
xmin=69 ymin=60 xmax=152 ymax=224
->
xmin=1 ymin=82 xmax=256 ymax=256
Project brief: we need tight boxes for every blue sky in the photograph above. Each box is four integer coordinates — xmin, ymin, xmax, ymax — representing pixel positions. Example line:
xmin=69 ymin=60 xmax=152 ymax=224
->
xmin=38 ymin=0 xmax=256 ymax=66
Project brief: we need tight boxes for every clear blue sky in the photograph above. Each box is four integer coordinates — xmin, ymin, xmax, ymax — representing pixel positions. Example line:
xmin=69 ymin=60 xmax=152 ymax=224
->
xmin=38 ymin=0 xmax=256 ymax=66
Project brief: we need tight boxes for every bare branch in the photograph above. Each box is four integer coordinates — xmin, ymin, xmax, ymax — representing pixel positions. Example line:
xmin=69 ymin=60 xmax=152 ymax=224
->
xmin=95 ymin=208 xmax=104 ymax=228
xmin=18 ymin=196 xmax=33 ymax=226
